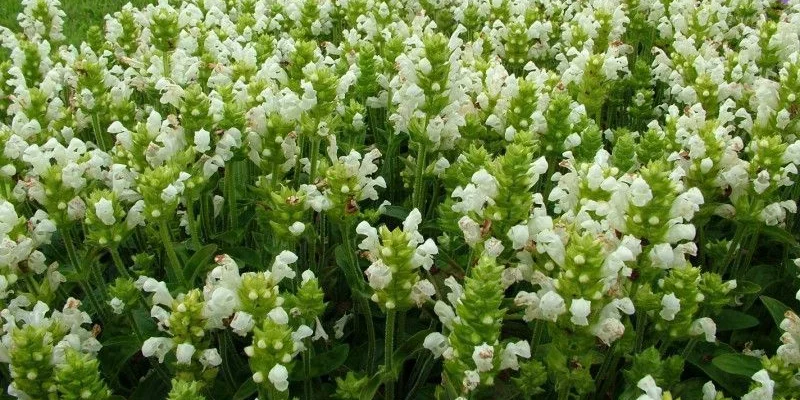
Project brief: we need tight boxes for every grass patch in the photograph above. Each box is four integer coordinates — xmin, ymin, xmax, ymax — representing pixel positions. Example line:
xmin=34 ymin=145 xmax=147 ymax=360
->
xmin=0 ymin=0 xmax=155 ymax=45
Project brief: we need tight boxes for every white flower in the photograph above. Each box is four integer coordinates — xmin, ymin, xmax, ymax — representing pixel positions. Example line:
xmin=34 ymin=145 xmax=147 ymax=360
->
xmin=444 ymin=277 xmax=464 ymax=305
xmin=289 ymin=221 xmax=306 ymax=236
xmin=472 ymin=343 xmax=495 ymax=372
xmin=690 ymin=317 xmax=717 ymax=343
xmin=659 ymin=293 xmax=680 ymax=321
xmin=292 ymin=325 xmax=314 ymax=347
xmin=458 ymin=216 xmax=482 ymax=246
xmin=199 ymin=348 xmax=222 ymax=368
xmin=629 ymin=177 xmax=653 ymax=207
xmin=452 ymin=169 xmax=498 ymax=215
xmin=230 ymin=311 xmax=255 ymax=336
xmin=356 ymin=221 xmax=380 ymax=256
xmin=176 ymin=342 xmax=196 ymax=364
xmin=411 ymin=280 xmax=435 ymax=307
xmin=569 ymin=298 xmax=591 ymax=326
xmin=463 ymin=370 xmax=480 ymax=392
xmin=314 ymin=318 xmax=328 ymax=341
xmin=484 ymin=237 xmax=504 ymax=257
xmin=434 ymin=301 xmax=456 ymax=329
xmin=636 ymin=375 xmax=662 ymax=400
xmin=423 ymin=332 xmax=450 ymax=358
xmin=499 ymin=341 xmax=531 ymax=370
xmin=205 ymin=287 xmax=238 ymax=328
xmin=702 ymin=381 xmax=719 ymax=400
xmin=334 ymin=313 xmax=352 ymax=339
xmin=365 ymin=260 xmax=392 ymax=290
xmin=742 ymin=370 xmax=774 ymax=400
xmin=141 ymin=277 xmax=174 ymax=306
xmin=272 ymin=251 xmax=298 ymax=282
xmin=94 ymin=197 xmax=116 ymax=226
xmin=414 ymin=239 xmax=438 ymax=271
xmin=268 ymin=364 xmax=290 ymax=391
xmin=142 ymin=337 xmax=174 ymax=363
xmin=268 ymin=307 xmax=289 ymax=325
xmin=109 ymin=297 xmax=125 ymax=314
xmin=507 ymin=225 xmax=529 ymax=250
xmin=593 ymin=317 xmax=625 ymax=345
xmin=537 ymin=291 xmax=567 ymax=322
xmin=194 ymin=129 xmax=211 ymax=153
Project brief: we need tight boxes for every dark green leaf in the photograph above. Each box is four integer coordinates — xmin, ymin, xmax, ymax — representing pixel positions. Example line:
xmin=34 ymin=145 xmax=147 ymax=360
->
xmin=359 ymin=373 xmax=383 ymax=400
xmin=760 ymin=295 xmax=792 ymax=327
xmin=685 ymin=342 xmax=749 ymax=396
xmin=129 ymin=370 xmax=169 ymax=400
xmin=736 ymin=281 xmax=762 ymax=295
xmin=381 ymin=205 xmax=410 ymax=221
xmin=233 ymin=378 xmax=257 ymax=400
xmin=760 ymin=225 xmax=798 ymax=247
xmin=227 ymin=246 xmax=263 ymax=268
xmin=98 ymin=333 xmax=141 ymax=379
xmin=711 ymin=354 xmax=762 ymax=377
xmin=715 ymin=309 xmax=759 ymax=331
xmin=184 ymin=244 xmax=218 ymax=285
xmin=291 ymin=345 xmax=350 ymax=380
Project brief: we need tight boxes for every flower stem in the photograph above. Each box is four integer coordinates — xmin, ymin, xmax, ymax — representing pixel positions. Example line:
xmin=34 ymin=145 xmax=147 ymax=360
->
xmin=91 ymin=112 xmax=107 ymax=151
xmin=225 ymin=161 xmax=238 ymax=231
xmin=412 ymin=141 xmax=427 ymax=211
xmin=303 ymin=349 xmax=313 ymax=400
xmin=158 ymin=221 xmax=185 ymax=287
xmin=341 ymin=222 xmax=377 ymax=373
xmin=384 ymin=310 xmax=396 ymax=400
xmin=185 ymin=199 xmax=202 ymax=249
xmin=109 ymin=247 xmax=130 ymax=279
xmin=63 ymin=229 xmax=106 ymax=320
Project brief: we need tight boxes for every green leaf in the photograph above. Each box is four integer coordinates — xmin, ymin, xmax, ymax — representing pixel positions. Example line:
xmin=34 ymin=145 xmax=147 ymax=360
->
xmin=381 ymin=205 xmax=410 ymax=221
xmin=736 ymin=281 xmax=762 ymax=295
xmin=715 ymin=309 xmax=759 ymax=331
xmin=390 ymin=329 xmax=433 ymax=377
xmin=333 ymin=245 xmax=369 ymax=298
xmin=357 ymin=329 xmax=433 ymax=400
xmin=233 ymin=378 xmax=257 ymax=400
xmin=98 ymin=333 xmax=141 ymax=379
xmin=711 ymin=354 xmax=762 ymax=377
xmin=760 ymin=225 xmax=799 ymax=247
xmin=129 ymin=370 xmax=169 ymax=400
xmin=292 ymin=344 xmax=350 ymax=380
xmin=226 ymin=246 xmax=263 ymax=268
xmin=760 ymin=295 xmax=792 ymax=327
xmin=359 ymin=373 xmax=383 ymax=400
xmin=685 ymin=342 xmax=749 ymax=396
xmin=184 ymin=244 xmax=218 ymax=285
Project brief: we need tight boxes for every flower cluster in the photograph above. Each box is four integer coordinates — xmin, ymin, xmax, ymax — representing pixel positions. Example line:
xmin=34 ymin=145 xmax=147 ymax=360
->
xmin=0 ymin=0 xmax=800 ymax=398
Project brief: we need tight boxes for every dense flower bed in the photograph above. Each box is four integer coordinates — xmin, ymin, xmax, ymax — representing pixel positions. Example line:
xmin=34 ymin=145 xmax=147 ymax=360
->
xmin=1 ymin=0 xmax=800 ymax=399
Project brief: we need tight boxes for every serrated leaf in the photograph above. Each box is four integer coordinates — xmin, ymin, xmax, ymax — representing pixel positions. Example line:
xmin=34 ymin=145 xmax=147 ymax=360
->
xmin=711 ymin=354 xmax=762 ymax=377
xmin=760 ymin=295 xmax=792 ymax=327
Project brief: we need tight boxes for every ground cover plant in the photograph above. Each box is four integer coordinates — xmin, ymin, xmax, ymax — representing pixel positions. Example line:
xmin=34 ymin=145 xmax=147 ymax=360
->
xmin=1 ymin=0 xmax=800 ymax=399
